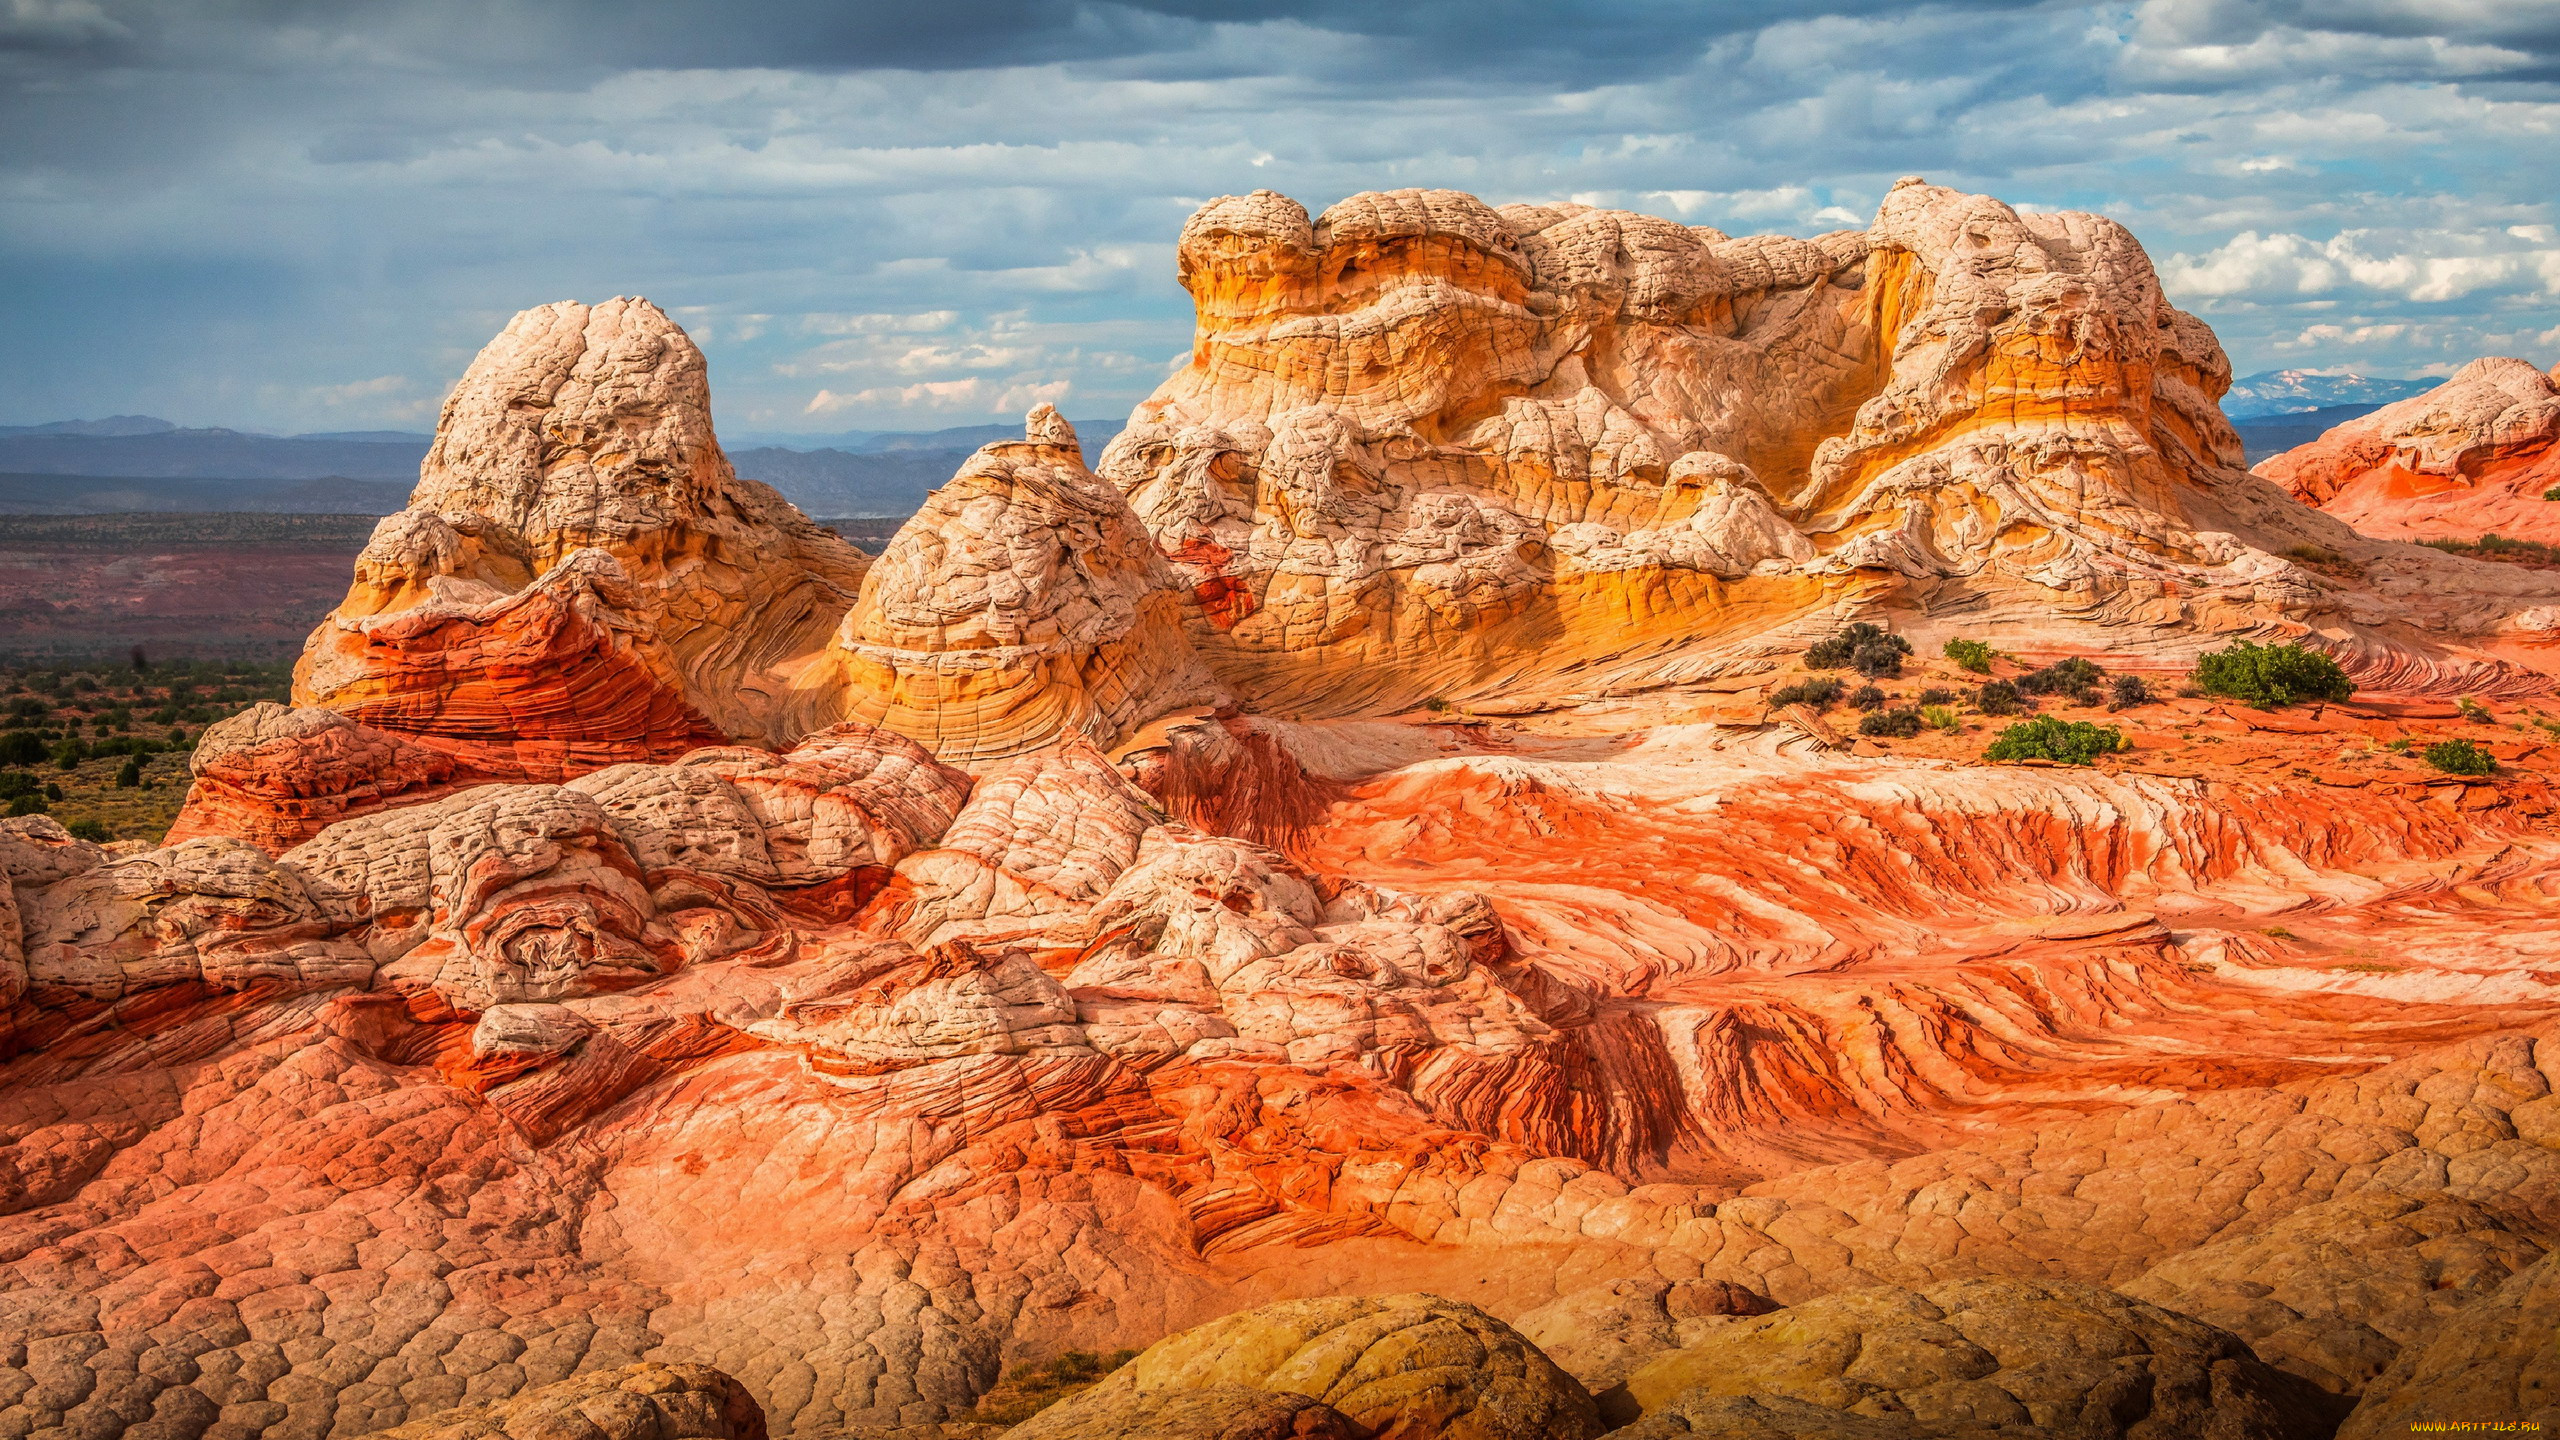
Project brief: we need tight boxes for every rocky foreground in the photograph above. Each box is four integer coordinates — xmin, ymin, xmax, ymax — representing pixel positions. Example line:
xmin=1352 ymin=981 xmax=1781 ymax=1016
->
xmin=5 ymin=181 xmax=2560 ymax=1439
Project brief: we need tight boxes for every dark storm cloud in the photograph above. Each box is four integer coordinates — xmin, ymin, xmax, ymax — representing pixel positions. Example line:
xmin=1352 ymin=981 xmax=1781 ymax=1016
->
xmin=2 ymin=0 xmax=2557 ymax=434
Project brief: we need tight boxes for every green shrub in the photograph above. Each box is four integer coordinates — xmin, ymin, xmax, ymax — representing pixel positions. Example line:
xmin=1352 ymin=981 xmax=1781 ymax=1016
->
xmin=115 ymin=756 xmax=143 ymax=788
xmin=50 ymin=739 xmax=85 ymax=771
xmin=1982 ymin=715 xmax=2125 ymax=765
xmin=2457 ymin=697 xmax=2491 ymax=723
xmin=2192 ymin=641 xmax=2354 ymax=708
xmin=1921 ymin=704 xmax=1961 ymax=732
xmin=2545 ymin=486 xmax=2560 ymax=501
xmin=1975 ymin=680 xmax=2031 ymax=716
xmin=1943 ymin=638 xmax=1995 ymax=674
xmin=2108 ymin=675 xmax=2152 ymax=710
xmin=1848 ymin=684 xmax=1888 ymax=710
xmin=1770 ymin=677 xmax=1844 ymax=710
xmin=0 ymin=731 xmax=39 ymax=767
xmin=6 ymin=794 xmax=45 ymax=816
xmin=2423 ymin=739 xmax=2495 ymax=776
xmin=66 ymin=819 xmax=111 ymax=843
xmin=1859 ymin=708 xmax=1925 ymax=738
xmin=1917 ymin=687 xmax=1956 ymax=706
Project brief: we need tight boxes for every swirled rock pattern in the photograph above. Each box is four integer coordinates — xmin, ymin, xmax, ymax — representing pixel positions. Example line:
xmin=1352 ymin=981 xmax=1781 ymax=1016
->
xmin=2260 ymin=356 xmax=2560 ymax=544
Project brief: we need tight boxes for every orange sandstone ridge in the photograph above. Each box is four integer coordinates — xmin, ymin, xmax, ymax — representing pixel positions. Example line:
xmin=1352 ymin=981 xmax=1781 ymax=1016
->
xmin=17 ymin=184 xmax=2560 ymax=1438
xmin=2259 ymin=356 xmax=2560 ymax=547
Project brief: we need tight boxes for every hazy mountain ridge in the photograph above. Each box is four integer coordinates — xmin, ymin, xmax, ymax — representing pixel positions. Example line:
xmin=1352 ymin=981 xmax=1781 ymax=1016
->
xmin=0 ymin=416 xmax=1128 ymax=518
xmin=2222 ymin=369 xmax=2432 ymax=418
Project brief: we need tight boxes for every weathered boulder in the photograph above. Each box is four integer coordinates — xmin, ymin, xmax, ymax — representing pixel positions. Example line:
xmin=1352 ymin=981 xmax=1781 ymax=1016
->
xmin=1010 ymin=1293 xmax=1602 ymax=1440
xmin=1607 ymin=1277 xmax=2342 ymax=1439
xmin=2338 ymin=1247 xmax=2560 ymax=1436
xmin=2123 ymin=1192 xmax=2545 ymax=1397
xmin=1512 ymin=1277 xmax=1778 ymax=1393
xmin=351 ymin=1362 xmax=765 ymax=1440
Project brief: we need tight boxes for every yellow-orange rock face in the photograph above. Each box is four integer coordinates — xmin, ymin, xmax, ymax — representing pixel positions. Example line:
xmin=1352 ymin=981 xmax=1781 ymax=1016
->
xmin=297 ymin=297 xmax=869 ymax=752
xmin=2259 ymin=355 xmax=2560 ymax=545
xmin=1104 ymin=184 xmax=2560 ymax=712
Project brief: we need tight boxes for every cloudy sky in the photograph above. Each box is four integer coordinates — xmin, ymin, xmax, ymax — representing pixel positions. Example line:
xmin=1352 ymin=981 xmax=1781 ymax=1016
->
xmin=5 ymin=0 xmax=2559 ymax=438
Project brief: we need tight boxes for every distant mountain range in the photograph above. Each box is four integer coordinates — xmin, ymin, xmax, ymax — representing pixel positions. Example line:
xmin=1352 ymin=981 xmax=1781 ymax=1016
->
xmin=2221 ymin=370 xmax=2433 ymax=420
xmin=0 ymin=416 xmax=1127 ymax=518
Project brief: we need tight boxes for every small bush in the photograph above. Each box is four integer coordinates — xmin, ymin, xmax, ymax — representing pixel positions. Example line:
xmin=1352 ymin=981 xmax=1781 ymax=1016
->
xmin=2192 ymin=641 xmax=2354 ymax=708
xmin=2423 ymin=739 xmax=2495 ymax=776
xmin=2016 ymin=657 xmax=2106 ymax=704
xmin=6 ymin=794 xmax=45 ymax=816
xmin=1916 ymin=687 xmax=1955 ymax=706
xmin=115 ymin=756 xmax=143 ymax=788
xmin=1859 ymin=708 xmax=1925 ymax=738
xmin=0 ymin=731 xmax=39 ymax=767
xmin=2282 ymin=543 xmax=2365 ymax=579
xmin=1808 ymin=623 xmax=1911 ymax=671
xmin=2545 ymin=486 xmax=2560 ymax=501
xmin=1921 ymin=704 xmax=1961 ymax=732
xmin=1944 ymin=638 xmax=1995 ymax=674
xmin=66 ymin=819 xmax=111 ymax=843
xmin=2457 ymin=697 xmax=2492 ymax=723
xmin=1975 ymin=680 xmax=2031 ymax=716
xmin=1848 ymin=684 xmax=1888 ymax=710
xmin=1770 ymin=677 xmax=1844 ymax=710
xmin=1982 ymin=715 xmax=2125 ymax=765
xmin=2108 ymin=675 xmax=2152 ymax=711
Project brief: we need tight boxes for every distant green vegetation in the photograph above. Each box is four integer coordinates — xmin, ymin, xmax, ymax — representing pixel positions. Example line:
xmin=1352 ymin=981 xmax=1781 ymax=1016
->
xmin=1943 ymin=638 xmax=1995 ymax=674
xmin=0 ymin=513 xmax=382 ymax=546
xmin=2420 ymin=533 xmax=2560 ymax=568
xmin=2192 ymin=641 xmax=2354 ymax=709
xmin=0 ymin=653 xmax=292 ymax=842
xmin=1983 ymin=716 xmax=2125 ymax=765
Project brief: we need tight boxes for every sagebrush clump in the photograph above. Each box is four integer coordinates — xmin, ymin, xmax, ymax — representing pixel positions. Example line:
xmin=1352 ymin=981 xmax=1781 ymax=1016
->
xmin=1975 ymin=680 xmax=2030 ymax=716
xmin=2108 ymin=675 xmax=2152 ymax=710
xmin=1848 ymin=684 xmax=1888 ymax=711
xmin=2017 ymin=657 xmax=2106 ymax=705
xmin=1809 ymin=623 xmax=1911 ymax=679
xmin=2192 ymin=641 xmax=2354 ymax=708
xmin=1859 ymin=708 xmax=1925 ymax=738
xmin=1943 ymin=638 xmax=1995 ymax=674
xmin=1770 ymin=677 xmax=1844 ymax=710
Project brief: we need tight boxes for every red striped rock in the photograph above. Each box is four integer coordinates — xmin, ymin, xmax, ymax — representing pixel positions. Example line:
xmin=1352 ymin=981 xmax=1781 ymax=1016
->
xmin=2259 ymin=356 xmax=2560 ymax=544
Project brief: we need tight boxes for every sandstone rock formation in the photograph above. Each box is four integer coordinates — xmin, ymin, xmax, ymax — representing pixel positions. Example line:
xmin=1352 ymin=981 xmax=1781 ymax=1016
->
xmin=819 ymin=407 xmax=1224 ymax=764
xmin=1009 ymin=1294 xmax=1601 ymax=1439
xmin=296 ymin=298 xmax=869 ymax=755
xmin=28 ymin=181 xmax=2560 ymax=1440
xmin=1104 ymin=183 xmax=2560 ymax=713
xmin=2260 ymin=355 xmax=2560 ymax=544
xmin=352 ymin=1363 xmax=764 ymax=1440
xmin=1605 ymin=1277 xmax=2340 ymax=1437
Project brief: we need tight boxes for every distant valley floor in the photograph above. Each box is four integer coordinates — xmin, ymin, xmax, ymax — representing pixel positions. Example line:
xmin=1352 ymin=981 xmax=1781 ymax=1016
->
xmin=0 ymin=512 xmax=908 ymax=659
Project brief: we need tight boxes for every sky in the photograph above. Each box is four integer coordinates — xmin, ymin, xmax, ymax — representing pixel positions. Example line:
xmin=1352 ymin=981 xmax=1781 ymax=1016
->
xmin=4 ymin=0 xmax=2559 ymax=439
